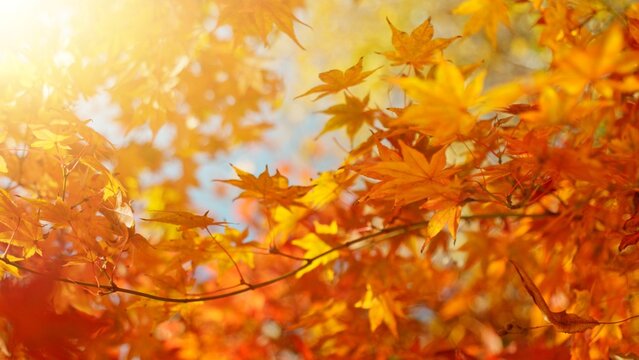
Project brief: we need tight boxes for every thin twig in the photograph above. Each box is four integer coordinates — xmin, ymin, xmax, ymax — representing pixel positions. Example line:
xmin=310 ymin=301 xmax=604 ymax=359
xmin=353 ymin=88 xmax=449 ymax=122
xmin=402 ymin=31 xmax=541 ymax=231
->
xmin=2 ymin=217 xmax=20 ymax=258
xmin=598 ymin=314 xmax=639 ymax=325
xmin=205 ymin=227 xmax=247 ymax=285
xmin=269 ymin=246 xmax=310 ymax=262
xmin=0 ymin=212 xmax=557 ymax=303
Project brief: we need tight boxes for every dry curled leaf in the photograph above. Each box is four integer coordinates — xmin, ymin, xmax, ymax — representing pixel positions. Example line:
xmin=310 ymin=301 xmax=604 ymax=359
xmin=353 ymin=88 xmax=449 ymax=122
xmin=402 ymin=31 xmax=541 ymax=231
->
xmin=510 ymin=260 xmax=600 ymax=333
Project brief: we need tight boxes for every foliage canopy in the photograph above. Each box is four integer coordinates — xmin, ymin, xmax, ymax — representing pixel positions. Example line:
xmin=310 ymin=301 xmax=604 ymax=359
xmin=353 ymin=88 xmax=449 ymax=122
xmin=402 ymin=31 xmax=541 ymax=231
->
xmin=1 ymin=0 xmax=639 ymax=358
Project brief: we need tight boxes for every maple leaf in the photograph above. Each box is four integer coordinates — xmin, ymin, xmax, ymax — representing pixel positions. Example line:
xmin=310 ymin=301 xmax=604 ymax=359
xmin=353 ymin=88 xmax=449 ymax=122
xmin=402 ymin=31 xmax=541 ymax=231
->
xmin=0 ymin=191 xmax=42 ymax=262
xmin=300 ymin=169 xmax=352 ymax=209
xmin=218 ymin=0 xmax=308 ymax=49
xmin=552 ymin=25 xmax=639 ymax=96
xmin=453 ymin=0 xmax=510 ymax=48
xmin=355 ymin=141 xmax=460 ymax=207
xmin=383 ymin=17 xmax=459 ymax=70
xmin=427 ymin=206 xmax=462 ymax=241
xmin=318 ymin=93 xmax=375 ymax=140
xmin=510 ymin=261 xmax=600 ymax=333
xmin=142 ymin=210 xmax=227 ymax=231
xmin=292 ymin=233 xmax=338 ymax=278
xmin=20 ymin=196 xmax=76 ymax=226
xmin=355 ymin=284 xmax=404 ymax=337
xmin=519 ymin=86 xmax=614 ymax=126
xmin=30 ymin=128 xmax=71 ymax=150
xmin=219 ymin=165 xmax=313 ymax=209
xmin=393 ymin=62 xmax=486 ymax=144
xmin=296 ymin=57 xmax=380 ymax=100
xmin=111 ymin=192 xmax=135 ymax=229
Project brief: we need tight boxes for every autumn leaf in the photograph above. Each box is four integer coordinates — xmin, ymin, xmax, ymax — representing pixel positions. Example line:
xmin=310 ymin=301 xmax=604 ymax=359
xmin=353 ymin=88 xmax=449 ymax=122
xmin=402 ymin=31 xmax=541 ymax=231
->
xmin=551 ymin=25 xmax=639 ymax=96
xmin=393 ymin=62 xmax=486 ymax=143
xmin=355 ymin=140 xmax=460 ymax=207
xmin=453 ymin=0 xmax=510 ymax=48
xmin=300 ymin=170 xmax=352 ymax=209
xmin=618 ymin=214 xmax=639 ymax=251
xmin=296 ymin=57 xmax=380 ymax=100
xmin=619 ymin=233 xmax=639 ymax=252
xmin=219 ymin=165 xmax=313 ymax=209
xmin=510 ymin=260 xmax=600 ymax=333
xmin=111 ymin=192 xmax=135 ymax=229
xmin=30 ymin=128 xmax=71 ymax=150
xmin=218 ymin=0 xmax=308 ymax=49
xmin=2 ymin=0 xmax=639 ymax=357
xmin=20 ymin=196 xmax=76 ymax=226
xmin=383 ymin=17 xmax=459 ymax=70
xmin=0 ymin=156 xmax=7 ymax=173
xmin=142 ymin=210 xmax=227 ymax=231
xmin=628 ymin=4 xmax=639 ymax=46
xmin=318 ymin=93 xmax=375 ymax=140
xmin=292 ymin=233 xmax=338 ymax=278
xmin=427 ymin=206 xmax=462 ymax=241
xmin=355 ymin=284 xmax=404 ymax=337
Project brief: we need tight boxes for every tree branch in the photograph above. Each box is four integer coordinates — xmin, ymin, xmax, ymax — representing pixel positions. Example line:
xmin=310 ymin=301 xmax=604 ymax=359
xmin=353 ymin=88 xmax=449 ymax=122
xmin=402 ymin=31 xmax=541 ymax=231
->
xmin=0 ymin=211 xmax=556 ymax=303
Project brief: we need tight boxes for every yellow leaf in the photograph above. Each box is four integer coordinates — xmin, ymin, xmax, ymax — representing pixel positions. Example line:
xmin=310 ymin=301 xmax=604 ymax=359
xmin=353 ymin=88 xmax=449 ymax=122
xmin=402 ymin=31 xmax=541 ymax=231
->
xmin=394 ymin=63 xmax=485 ymax=143
xmin=30 ymin=128 xmax=71 ymax=150
xmin=453 ymin=0 xmax=510 ymax=48
xmin=0 ymin=156 xmax=6 ymax=173
xmin=292 ymin=233 xmax=338 ymax=278
xmin=301 ymin=170 xmax=349 ymax=209
xmin=355 ymin=284 xmax=400 ymax=337
xmin=314 ymin=220 xmax=338 ymax=235
xmin=318 ymin=94 xmax=374 ymax=140
xmin=427 ymin=206 xmax=461 ymax=240
xmin=0 ymin=261 xmax=20 ymax=277
xmin=478 ymin=81 xmax=525 ymax=113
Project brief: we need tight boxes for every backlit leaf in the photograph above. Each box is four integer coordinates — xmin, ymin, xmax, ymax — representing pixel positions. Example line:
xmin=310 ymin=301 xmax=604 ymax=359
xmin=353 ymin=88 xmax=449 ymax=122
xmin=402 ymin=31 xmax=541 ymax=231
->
xmin=142 ymin=210 xmax=226 ymax=231
xmin=296 ymin=57 xmax=380 ymax=100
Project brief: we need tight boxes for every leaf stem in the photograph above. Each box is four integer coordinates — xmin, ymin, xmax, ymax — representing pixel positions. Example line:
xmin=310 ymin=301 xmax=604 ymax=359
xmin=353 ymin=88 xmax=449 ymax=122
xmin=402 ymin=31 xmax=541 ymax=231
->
xmin=205 ymin=227 xmax=247 ymax=285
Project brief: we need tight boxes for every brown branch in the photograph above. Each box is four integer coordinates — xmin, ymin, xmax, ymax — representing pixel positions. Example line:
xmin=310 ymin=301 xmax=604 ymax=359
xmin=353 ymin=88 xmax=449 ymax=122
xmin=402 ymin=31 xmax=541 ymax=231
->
xmin=0 ymin=211 xmax=556 ymax=303
xmin=268 ymin=246 xmax=311 ymax=262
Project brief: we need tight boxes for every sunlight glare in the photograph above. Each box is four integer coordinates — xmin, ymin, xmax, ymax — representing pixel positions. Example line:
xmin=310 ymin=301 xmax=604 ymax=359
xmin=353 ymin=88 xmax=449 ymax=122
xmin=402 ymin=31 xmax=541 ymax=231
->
xmin=0 ymin=0 xmax=70 ymax=52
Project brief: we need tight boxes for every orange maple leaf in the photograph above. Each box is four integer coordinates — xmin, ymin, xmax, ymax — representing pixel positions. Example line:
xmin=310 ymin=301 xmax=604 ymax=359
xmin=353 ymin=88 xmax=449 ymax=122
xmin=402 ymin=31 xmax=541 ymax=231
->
xmin=219 ymin=165 xmax=314 ymax=208
xmin=218 ymin=0 xmax=308 ymax=49
xmin=383 ymin=17 xmax=458 ymax=70
xmin=551 ymin=25 xmax=639 ymax=96
xmin=318 ymin=93 xmax=376 ymax=140
xmin=296 ymin=57 xmax=380 ymax=100
xmin=355 ymin=141 xmax=459 ymax=207
xmin=141 ymin=210 xmax=227 ymax=231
